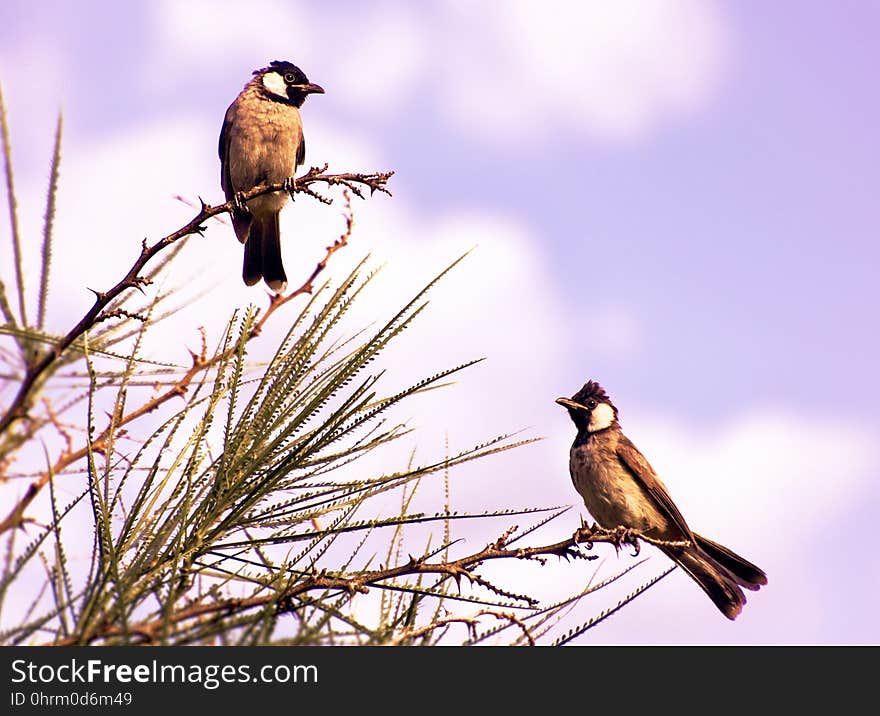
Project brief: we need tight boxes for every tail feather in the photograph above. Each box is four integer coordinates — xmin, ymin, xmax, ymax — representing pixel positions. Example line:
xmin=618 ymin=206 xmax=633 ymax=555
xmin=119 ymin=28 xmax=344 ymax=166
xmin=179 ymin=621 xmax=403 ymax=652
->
xmin=665 ymin=546 xmax=747 ymax=620
xmin=260 ymin=213 xmax=287 ymax=293
xmin=241 ymin=214 xmax=287 ymax=291
xmin=242 ymin=224 xmax=263 ymax=287
xmin=693 ymin=533 xmax=768 ymax=591
xmin=231 ymin=210 xmax=251 ymax=244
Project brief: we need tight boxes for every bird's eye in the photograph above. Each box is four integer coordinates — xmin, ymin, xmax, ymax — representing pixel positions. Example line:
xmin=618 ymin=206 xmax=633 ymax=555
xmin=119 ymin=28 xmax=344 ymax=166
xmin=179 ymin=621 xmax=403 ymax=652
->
xmin=284 ymin=73 xmax=296 ymax=83
xmin=587 ymin=399 xmax=597 ymax=409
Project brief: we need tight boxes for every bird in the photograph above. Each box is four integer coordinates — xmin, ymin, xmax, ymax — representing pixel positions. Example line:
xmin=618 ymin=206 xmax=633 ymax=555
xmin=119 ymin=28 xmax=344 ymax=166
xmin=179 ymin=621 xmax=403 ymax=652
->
xmin=219 ymin=60 xmax=324 ymax=292
xmin=556 ymin=380 xmax=767 ymax=620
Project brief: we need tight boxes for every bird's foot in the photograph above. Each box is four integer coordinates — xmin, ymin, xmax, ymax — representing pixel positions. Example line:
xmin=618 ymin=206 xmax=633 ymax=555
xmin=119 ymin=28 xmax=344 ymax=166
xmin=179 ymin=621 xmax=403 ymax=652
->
xmin=610 ymin=526 xmax=642 ymax=556
xmin=284 ymin=176 xmax=297 ymax=201
xmin=233 ymin=191 xmax=248 ymax=213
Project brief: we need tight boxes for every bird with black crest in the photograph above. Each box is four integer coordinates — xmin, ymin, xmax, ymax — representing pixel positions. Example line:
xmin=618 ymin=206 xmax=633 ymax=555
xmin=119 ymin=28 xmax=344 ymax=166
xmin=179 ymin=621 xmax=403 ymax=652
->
xmin=556 ymin=380 xmax=767 ymax=620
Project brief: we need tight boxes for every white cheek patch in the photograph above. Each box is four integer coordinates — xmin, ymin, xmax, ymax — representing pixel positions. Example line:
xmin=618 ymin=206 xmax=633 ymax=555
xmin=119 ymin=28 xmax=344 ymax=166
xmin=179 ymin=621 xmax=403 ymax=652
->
xmin=588 ymin=403 xmax=615 ymax=432
xmin=262 ymin=71 xmax=288 ymax=99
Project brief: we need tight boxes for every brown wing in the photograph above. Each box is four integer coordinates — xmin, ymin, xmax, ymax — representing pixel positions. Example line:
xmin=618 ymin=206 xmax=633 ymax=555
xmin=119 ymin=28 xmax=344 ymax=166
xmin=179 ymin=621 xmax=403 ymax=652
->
xmin=615 ymin=434 xmax=694 ymax=541
xmin=218 ymin=110 xmax=252 ymax=242
xmin=296 ymin=128 xmax=306 ymax=168
xmin=218 ymin=112 xmax=235 ymax=201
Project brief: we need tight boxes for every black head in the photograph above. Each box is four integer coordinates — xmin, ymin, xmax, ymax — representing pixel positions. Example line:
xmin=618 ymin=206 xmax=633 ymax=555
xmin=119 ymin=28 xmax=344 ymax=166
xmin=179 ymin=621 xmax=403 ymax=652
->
xmin=254 ymin=60 xmax=325 ymax=107
xmin=555 ymin=380 xmax=619 ymax=435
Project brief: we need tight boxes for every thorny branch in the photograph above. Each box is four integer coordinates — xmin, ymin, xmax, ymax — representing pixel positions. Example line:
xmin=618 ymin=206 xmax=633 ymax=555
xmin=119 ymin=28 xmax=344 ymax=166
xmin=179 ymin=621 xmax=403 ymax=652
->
xmin=0 ymin=173 xmax=387 ymax=535
xmin=47 ymin=524 xmax=688 ymax=645
xmin=0 ymin=166 xmax=390 ymax=435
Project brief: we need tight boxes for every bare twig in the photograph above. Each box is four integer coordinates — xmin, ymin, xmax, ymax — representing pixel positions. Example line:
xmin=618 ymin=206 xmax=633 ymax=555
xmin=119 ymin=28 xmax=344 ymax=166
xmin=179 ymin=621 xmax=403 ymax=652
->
xmin=388 ymin=609 xmax=536 ymax=646
xmin=42 ymin=397 xmax=75 ymax=456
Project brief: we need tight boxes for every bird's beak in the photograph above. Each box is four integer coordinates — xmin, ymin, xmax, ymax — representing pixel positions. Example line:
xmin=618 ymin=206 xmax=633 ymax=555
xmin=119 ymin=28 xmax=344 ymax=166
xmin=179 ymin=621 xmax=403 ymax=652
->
xmin=293 ymin=83 xmax=325 ymax=95
xmin=555 ymin=397 xmax=586 ymax=411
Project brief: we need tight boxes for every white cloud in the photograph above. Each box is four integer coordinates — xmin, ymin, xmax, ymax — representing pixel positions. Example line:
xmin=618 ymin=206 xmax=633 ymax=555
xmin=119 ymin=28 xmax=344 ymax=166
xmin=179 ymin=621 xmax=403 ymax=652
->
xmin=148 ymin=0 xmax=426 ymax=116
xmin=145 ymin=0 xmax=729 ymax=145
xmin=148 ymin=0 xmax=316 ymax=83
xmin=625 ymin=408 xmax=876 ymax=537
xmin=439 ymin=0 xmax=731 ymax=143
xmin=318 ymin=4 xmax=428 ymax=116
xmin=298 ymin=194 xmax=574 ymax=469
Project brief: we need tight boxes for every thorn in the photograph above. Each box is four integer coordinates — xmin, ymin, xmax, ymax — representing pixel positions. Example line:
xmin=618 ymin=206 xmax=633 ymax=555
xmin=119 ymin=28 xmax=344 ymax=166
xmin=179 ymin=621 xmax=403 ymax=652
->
xmin=449 ymin=566 xmax=464 ymax=590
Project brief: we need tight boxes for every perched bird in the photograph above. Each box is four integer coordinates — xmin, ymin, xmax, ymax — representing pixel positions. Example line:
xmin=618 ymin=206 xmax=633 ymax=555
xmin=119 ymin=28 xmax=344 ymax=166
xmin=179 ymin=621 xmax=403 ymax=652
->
xmin=219 ymin=60 xmax=324 ymax=292
xmin=556 ymin=380 xmax=767 ymax=620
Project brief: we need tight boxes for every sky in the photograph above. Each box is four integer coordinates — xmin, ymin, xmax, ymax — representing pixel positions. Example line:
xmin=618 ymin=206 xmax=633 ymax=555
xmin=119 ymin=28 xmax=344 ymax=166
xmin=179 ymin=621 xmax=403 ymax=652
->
xmin=0 ymin=1 xmax=878 ymax=645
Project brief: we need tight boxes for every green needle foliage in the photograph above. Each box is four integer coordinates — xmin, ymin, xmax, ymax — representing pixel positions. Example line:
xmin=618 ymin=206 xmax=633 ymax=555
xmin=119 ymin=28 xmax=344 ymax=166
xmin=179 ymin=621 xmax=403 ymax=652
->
xmin=1 ymin=254 xmax=547 ymax=646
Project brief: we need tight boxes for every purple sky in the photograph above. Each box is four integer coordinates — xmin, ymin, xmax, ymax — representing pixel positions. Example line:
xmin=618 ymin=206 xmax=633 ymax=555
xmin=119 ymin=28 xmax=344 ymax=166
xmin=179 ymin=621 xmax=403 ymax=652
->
xmin=1 ymin=1 xmax=877 ymax=644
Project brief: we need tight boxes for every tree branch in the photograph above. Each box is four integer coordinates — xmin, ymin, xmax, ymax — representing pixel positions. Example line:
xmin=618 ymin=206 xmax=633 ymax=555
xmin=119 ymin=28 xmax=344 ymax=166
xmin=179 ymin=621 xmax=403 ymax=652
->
xmin=0 ymin=177 xmax=385 ymax=535
xmin=0 ymin=166 xmax=392 ymax=437
xmin=46 ymin=524 xmax=685 ymax=645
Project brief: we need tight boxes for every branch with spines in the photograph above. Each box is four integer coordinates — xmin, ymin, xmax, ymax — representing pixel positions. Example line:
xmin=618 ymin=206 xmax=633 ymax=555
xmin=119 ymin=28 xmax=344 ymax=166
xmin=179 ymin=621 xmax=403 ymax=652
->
xmin=0 ymin=166 xmax=392 ymax=438
xmin=45 ymin=523 xmax=686 ymax=645
xmin=0 ymin=177 xmax=386 ymax=536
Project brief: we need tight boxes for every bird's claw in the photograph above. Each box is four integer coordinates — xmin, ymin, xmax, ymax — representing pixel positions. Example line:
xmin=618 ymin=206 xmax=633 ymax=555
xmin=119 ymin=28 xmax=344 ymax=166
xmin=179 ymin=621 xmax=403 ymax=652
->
xmin=610 ymin=526 xmax=641 ymax=556
xmin=233 ymin=191 xmax=248 ymax=213
xmin=284 ymin=176 xmax=297 ymax=201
